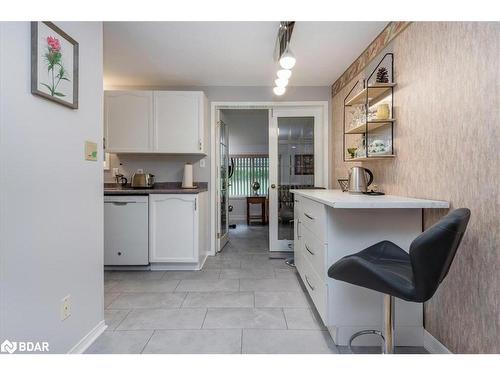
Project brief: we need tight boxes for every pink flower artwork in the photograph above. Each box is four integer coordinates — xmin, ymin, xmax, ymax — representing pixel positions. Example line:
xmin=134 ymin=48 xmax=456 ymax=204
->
xmin=41 ymin=35 xmax=70 ymax=97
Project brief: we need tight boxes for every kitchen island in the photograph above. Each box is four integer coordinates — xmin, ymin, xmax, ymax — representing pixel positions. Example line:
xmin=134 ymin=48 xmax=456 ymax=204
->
xmin=291 ymin=189 xmax=449 ymax=347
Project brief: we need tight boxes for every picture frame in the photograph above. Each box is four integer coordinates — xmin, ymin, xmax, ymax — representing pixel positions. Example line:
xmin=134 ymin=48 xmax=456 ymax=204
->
xmin=31 ymin=22 xmax=79 ymax=109
xmin=294 ymin=154 xmax=314 ymax=175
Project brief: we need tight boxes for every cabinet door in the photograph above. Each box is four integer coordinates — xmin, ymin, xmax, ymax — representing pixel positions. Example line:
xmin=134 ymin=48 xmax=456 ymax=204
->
xmin=105 ymin=91 xmax=153 ymax=152
xmin=154 ymin=91 xmax=203 ymax=153
xmin=149 ymin=194 xmax=199 ymax=263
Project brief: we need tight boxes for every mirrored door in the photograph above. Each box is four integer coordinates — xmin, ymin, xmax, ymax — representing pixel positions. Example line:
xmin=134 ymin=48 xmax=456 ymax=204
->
xmin=217 ymin=119 xmax=229 ymax=251
xmin=269 ymin=108 xmax=324 ymax=252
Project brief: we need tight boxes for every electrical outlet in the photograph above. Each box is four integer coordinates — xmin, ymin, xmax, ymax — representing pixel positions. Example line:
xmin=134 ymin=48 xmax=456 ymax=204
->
xmin=112 ymin=167 xmax=120 ymax=177
xmin=199 ymin=159 xmax=206 ymax=168
xmin=61 ymin=295 xmax=71 ymax=321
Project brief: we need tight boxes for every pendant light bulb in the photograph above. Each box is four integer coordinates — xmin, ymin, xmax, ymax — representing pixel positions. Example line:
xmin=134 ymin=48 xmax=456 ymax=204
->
xmin=277 ymin=69 xmax=292 ymax=80
xmin=275 ymin=78 xmax=288 ymax=87
xmin=279 ymin=47 xmax=296 ymax=70
xmin=273 ymin=86 xmax=286 ymax=96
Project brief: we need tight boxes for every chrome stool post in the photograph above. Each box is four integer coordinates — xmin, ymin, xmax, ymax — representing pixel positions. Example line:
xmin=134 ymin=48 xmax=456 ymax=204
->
xmin=348 ymin=295 xmax=395 ymax=354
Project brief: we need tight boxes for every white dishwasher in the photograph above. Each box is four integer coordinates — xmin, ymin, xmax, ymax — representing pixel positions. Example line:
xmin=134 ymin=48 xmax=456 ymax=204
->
xmin=104 ymin=195 xmax=149 ymax=265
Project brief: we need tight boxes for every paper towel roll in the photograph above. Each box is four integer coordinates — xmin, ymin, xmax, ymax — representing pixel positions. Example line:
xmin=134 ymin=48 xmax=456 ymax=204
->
xmin=182 ymin=163 xmax=194 ymax=188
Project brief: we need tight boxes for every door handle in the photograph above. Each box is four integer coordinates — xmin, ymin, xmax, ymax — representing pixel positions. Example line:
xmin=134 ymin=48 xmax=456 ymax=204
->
xmin=304 ymin=213 xmax=315 ymax=220
xmin=305 ymin=243 xmax=315 ymax=255
xmin=305 ymin=275 xmax=315 ymax=291
xmin=271 ymin=184 xmax=276 ymax=189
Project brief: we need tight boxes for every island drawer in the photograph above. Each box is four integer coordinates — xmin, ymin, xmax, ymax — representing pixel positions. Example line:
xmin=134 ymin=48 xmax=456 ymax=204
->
xmin=295 ymin=251 xmax=327 ymax=323
xmin=300 ymin=225 xmax=327 ymax=281
xmin=299 ymin=196 xmax=326 ymax=241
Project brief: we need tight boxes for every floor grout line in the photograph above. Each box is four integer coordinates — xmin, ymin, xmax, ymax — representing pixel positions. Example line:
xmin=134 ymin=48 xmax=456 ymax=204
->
xmin=139 ymin=329 xmax=156 ymax=354
xmin=200 ymin=308 xmax=209 ymax=329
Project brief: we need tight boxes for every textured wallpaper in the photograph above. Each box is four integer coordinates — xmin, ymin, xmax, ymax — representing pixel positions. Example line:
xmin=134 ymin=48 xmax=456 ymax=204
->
xmin=331 ymin=22 xmax=500 ymax=353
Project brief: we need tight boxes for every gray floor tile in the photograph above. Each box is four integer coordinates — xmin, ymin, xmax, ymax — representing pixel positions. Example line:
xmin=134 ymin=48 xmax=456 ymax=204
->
xmin=104 ymin=309 xmax=130 ymax=330
xmin=163 ymin=270 xmax=221 ymax=280
xmin=142 ymin=329 xmax=242 ymax=354
xmin=202 ymin=259 xmax=242 ymax=269
xmin=254 ymin=291 xmax=310 ymax=308
xmin=175 ymin=279 xmax=239 ymax=292
xmin=111 ymin=279 xmax=180 ymax=293
xmin=85 ymin=330 xmax=154 ymax=354
xmin=219 ymin=268 xmax=275 ymax=279
xmin=107 ymin=292 xmax=187 ymax=309
xmin=104 ymin=292 xmax=121 ymax=308
xmin=182 ymin=292 xmax=254 ymax=308
xmin=274 ymin=268 xmax=299 ymax=279
xmin=242 ymin=329 xmax=338 ymax=354
xmin=104 ymin=279 xmax=119 ymax=293
xmin=116 ymin=308 xmax=207 ymax=330
xmin=203 ymin=308 xmax=287 ymax=329
xmin=284 ymin=308 xmax=326 ymax=330
xmin=240 ymin=278 xmax=302 ymax=292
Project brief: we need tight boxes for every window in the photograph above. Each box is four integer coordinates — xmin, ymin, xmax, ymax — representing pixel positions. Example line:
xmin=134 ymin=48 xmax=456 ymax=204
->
xmin=229 ymin=155 xmax=269 ymax=197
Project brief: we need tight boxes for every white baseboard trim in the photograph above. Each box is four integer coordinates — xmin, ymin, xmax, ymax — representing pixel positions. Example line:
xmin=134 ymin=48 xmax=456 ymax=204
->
xmin=423 ymin=329 xmax=452 ymax=354
xmin=68 ymin=320 xmax=107 ymax=354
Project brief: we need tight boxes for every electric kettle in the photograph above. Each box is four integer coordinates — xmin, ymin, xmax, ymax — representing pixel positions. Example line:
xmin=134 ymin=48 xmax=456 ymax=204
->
xmin=131 ymin=170 xmax=155 ymax=188
xmin=348 ymin=166 xmax=374 ymax=194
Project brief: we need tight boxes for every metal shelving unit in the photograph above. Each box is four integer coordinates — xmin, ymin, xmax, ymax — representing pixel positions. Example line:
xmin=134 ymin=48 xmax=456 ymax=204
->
xmin=343 ymin=53 xmax=395 ymax=162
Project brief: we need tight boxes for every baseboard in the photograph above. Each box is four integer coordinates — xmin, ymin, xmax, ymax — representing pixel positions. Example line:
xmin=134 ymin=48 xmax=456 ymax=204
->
xmin=423 ymin=329 xmax=452 ymax=354
xmin=68 ymin=320 xmax=107 ymax=354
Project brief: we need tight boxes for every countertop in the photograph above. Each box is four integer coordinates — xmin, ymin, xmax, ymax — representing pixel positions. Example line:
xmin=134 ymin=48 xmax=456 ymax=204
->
xmin=104 ymin=182 xmax=208 ymax=195
xmin=291 ymin=189 xmax=449 ymax=209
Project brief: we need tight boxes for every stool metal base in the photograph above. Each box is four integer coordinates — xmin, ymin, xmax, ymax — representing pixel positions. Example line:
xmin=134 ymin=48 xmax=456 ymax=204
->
xmin=348 ymin=294 xmax=395 ymax=354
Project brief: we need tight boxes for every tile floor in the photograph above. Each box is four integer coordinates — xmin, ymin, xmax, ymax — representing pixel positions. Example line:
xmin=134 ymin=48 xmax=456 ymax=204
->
xmin=87 ymin=224 xmax=427 ymax=354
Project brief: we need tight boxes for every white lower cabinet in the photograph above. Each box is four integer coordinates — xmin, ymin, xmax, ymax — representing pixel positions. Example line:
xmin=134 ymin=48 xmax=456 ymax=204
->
xmin=294 ymin=194 xmax=424 ymax=347
xmin=149 ymin=193 xmax=207 ymax=264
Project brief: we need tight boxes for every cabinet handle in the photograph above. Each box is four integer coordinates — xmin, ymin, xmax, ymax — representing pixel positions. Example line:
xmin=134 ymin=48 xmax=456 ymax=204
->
xmin=305 ymin=275 xmax=315 ymax=291
xmin=111 ymin=202 xmax=132 ymax=205
xmin=199 ymin=140 xmax=202 ymax=150
xmin=305 ymin=243 xmax=315 ymax=256
xmin=304 ymin=213 xmax=315 ymax=220
xmin=297 ymin=219 xmax=301 ymax=239
xmin=194 ymin=198 xmax=197 ymax=210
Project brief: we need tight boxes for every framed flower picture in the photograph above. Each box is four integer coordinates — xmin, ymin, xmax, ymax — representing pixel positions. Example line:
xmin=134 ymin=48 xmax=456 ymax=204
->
xmin=31 ymin=22 xmax=79 ymax=109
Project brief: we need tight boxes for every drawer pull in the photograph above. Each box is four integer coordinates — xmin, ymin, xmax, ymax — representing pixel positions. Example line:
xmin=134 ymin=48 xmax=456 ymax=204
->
xmin=305 ymin=275 xmax=315 ymax=291
xmin=305 ymin=243 xmax=315 ymax=255
xmin=297 ymin=220 xmax=301 ymax=239
xmin=304 ymin=213 xmax=315 ymax=220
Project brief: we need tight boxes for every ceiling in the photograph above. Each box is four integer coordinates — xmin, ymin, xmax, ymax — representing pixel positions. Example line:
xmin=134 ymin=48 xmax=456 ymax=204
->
xmin=103 ymin=21 xmax=387 ymax=87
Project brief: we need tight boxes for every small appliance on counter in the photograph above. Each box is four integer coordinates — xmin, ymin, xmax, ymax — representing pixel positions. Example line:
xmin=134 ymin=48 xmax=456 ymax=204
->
xmin=348 ymin=166 xmax=374 ymax=194
xmin=182 ymin=163 xmax=197 ymax=189
xmin=131 ymin=169 xmax=155 ymax=188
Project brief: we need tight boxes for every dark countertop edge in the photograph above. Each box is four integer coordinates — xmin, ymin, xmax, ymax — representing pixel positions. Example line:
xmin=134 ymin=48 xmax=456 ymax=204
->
xmin=104 ymin=182 xmax=208 ymax=195
xmin=104 ymin=188 xmax=208 ymax=195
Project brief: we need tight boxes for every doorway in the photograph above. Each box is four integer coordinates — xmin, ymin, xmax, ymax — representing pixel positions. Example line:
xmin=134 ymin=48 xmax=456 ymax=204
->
xmin=212 ymin=102 xmax=329 ymax=256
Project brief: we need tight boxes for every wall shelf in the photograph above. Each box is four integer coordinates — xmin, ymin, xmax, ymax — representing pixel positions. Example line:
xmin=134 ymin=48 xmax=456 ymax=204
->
xmin=345 ymin=119 xmax=395 ymax=135
xmin=345 ymin=155 xmax=395 ymax=162
xmin=345 ymin=83 xmax=396 ymax=107
xmin=343 ymin=53 xmax=395 ymax=161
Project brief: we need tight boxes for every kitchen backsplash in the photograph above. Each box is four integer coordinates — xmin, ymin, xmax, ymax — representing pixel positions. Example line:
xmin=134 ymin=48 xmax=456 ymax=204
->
xmin=104 ymin=154 xmax=209 ymax=183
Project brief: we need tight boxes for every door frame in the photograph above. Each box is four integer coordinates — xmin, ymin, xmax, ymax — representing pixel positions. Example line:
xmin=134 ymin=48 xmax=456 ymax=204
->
xmin=210 ymin=101 xmax=329 ymax=256
xmin=215 ymin=113 xmax=229 ymax=252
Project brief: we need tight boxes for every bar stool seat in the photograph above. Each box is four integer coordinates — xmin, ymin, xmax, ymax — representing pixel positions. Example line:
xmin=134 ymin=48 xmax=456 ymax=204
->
xmin=328 ymin=208 xmax=471 ymax=353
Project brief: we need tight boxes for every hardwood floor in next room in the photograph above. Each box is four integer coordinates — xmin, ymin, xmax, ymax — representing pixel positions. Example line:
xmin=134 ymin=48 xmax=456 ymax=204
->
xmin=87 ymin=225 xmax=427 ymax=354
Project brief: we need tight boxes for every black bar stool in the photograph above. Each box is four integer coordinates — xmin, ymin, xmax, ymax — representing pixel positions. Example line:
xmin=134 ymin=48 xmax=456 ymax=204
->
xmin=328 ymin=208 xmax=470 ymax=354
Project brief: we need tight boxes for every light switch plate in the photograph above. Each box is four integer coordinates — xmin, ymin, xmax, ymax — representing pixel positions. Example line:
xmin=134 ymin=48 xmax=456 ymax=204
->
xmin=199 ymin=158 xmax=206 ymax=168
xmin=85 ymin=141 xmax=98 ymax=161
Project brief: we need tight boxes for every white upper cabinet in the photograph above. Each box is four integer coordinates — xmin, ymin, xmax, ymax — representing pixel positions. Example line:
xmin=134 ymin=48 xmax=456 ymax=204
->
xmin=104 ymin=90 xmax=207 ymax=154
xmin=154 ymin=91 xmax=205 ymax=153
xmin=104 ymin=91 xmax=153 ymax=153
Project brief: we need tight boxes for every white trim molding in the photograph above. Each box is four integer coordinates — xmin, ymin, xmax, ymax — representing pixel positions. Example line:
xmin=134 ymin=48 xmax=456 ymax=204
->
xmin=67 ymin=320 xmax=107 ymax=354
xmin=423 ymin=329 xmax=452 ymax=354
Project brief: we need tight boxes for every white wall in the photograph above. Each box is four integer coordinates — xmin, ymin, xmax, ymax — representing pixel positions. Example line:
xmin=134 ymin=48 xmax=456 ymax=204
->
xmin=0 ymin=22 xmax=104 ymax=353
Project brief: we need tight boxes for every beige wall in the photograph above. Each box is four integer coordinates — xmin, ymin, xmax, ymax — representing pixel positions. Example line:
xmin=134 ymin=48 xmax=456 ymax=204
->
xmin=331 ymin=22 xmax=499 ymax=353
